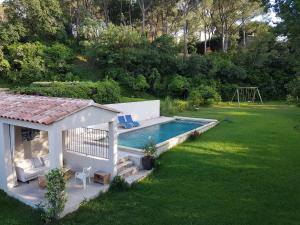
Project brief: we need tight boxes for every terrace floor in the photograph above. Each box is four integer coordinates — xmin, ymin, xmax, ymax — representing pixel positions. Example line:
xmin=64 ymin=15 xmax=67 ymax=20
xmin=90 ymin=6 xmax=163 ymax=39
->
xmin=8 ymin=177 xmax=109 ymax=216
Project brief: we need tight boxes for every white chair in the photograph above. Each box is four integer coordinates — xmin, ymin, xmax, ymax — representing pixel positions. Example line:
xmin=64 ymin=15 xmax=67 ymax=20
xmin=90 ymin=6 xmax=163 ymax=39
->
xmin=75 ymin=167 xmax=91 ymax=189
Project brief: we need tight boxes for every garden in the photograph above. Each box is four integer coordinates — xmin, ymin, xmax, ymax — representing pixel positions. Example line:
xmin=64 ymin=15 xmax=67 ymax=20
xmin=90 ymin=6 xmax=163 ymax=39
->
xmin=0 ymin=102 xmax=299 ymax=225
xmin=0 ymin=0 xmax=299 ymax=224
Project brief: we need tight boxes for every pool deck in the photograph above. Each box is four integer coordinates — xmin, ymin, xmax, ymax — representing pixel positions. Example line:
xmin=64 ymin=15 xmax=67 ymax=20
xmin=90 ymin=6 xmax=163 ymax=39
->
xmin=117 ymin=116 xmax=174 ymax=134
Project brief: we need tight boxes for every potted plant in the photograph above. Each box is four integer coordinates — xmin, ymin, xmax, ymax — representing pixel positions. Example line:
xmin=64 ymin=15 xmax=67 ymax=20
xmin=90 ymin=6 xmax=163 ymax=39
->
xmin=142 ymin=142 xmax=157 ymax=170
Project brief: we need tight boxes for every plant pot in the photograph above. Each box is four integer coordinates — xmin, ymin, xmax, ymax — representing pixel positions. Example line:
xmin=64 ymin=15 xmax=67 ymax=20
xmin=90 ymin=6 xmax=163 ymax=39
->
xmin=142 ymin=156 xmax=155 ymax=170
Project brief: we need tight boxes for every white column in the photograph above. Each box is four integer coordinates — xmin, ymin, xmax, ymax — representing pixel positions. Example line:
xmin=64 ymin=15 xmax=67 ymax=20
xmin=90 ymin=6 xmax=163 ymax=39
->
xmin=0 ymin=123 xmax=17 ymax=191
xmin=108 ymin=120 xmax=118 ymax=178
xmin=48 ymin=127 xmax=63 ymax=169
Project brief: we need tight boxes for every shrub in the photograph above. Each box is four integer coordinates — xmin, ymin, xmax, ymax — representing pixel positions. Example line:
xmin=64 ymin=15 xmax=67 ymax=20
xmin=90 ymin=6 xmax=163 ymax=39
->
xmin=44 ymin=43 xmax=74 ymax=80
xmin=188 ymin=85 xmax=221 ymax=106
xmin=286 ymin=76 xmax=300 ymax=106
xmin=160 ymin=97 xmax=176 ymax=116
xmin=0 ymin=47 xmax=10 ymax=76
xmin=5 ymin=42 xmax=46 ymax=84
xmin=168 ymin=75 xmax=190 ymax=98
xmin=187 ymin=89 xmax=204 ymax=107
xmin=174 ymin=99 xmax=189 ymax=112
xmin=144 ymin=141 xmax=157 ymax=157
xmin=40 ymin=169 xmax=67 ymax=223
xmin=219 ymin=83 xmax=239 ymax=101
xmin=14 ymin=80 xmax=121 ymax=104
xmin=109 ymin=175 xmax=130 ymax=192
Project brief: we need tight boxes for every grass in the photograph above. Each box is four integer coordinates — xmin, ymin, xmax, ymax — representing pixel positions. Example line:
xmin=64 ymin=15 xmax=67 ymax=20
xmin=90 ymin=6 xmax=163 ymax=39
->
xmin=0 ymin=102 xmax=299 ymax=225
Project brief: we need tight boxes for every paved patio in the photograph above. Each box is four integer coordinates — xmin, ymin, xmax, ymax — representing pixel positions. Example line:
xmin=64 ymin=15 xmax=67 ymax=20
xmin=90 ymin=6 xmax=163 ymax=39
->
xmin=8 ymin=177 xmax=109 ymax=216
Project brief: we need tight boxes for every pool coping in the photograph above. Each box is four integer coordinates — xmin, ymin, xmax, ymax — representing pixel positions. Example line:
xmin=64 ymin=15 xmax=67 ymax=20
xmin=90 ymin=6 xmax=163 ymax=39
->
xmin=118 ymin=116 xmax=219 ymax=156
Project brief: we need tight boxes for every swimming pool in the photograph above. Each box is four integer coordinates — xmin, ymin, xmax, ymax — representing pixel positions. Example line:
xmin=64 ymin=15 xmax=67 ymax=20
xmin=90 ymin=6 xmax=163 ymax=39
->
xmin=118 ymin=119 xmax=211 ymax=149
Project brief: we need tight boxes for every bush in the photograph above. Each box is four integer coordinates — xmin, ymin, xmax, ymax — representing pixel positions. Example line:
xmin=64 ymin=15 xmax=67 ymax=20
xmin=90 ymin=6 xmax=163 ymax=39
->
xmin=219 ymin=83 xmax=239 ymax=101
xmin=109 ymin=175 xmax=130 ymax=192
xmin=187 ymin=89 xmax=204 ymax=107
xmin=144 ymin=141 xmax=157 ymax=157
xmin=44 ymin=43 xmax=74 ymax=80
xmin=14 ymin=80 xmax=121 ymax=104
xmin=5 ymin=42 xmax=46 ymax=84
xmin=188 ymin=85 xmax=221 ymax=106
xmin=40 ymin=169 xmax=67 ymax=223
xmin=174 ymin=99 xmax=189 ymax=112
xmin=168 ymin=75 xmax=190 ymax=98
xmin=160 ymin=97 xmax=176 ymax=116
xmin=286 ymin=76 xmax=300 ymax=106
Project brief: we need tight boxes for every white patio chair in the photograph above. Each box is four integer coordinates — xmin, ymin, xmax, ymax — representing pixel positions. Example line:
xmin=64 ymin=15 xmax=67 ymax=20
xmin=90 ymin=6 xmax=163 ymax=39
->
xmin=75 ymin=167 xmax=92 ymax=189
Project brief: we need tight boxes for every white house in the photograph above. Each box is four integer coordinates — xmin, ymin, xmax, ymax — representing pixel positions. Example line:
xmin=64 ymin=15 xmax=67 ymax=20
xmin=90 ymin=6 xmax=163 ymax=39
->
xmin=0 ymin=92 xmax=124 ymax=213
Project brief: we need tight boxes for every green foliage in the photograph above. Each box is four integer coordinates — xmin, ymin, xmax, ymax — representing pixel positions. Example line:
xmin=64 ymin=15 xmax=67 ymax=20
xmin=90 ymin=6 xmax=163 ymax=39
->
xmin=44 ymin=43 xmax=74 ymax=80
xmin=41 ymin=169 xmax=67 ymax=223
xmin=286 ymin=76 xmax=300 ymax=106
xmin=14 ymin=80 xmax=121 ymax=104
xmin=160 ymin=97 xmax=176 ymax=116
xmin=1 ymin=42 xmax=77 ymax=83
xmin=121 ymin=74 xmax=150 ymax=91
xmin=5 ymin=42 xmax=46 ymax=84
xmin=143 ymin=141 xmax=158 ymax=157
xmin=188 ymin=85 xmax=221 ymax=106
xmin=168 ymin=75 xmax=190 ymax=98
xmin=78 ymin=18 xmax=106 ymax=41
xmin=0 ymin=47 xmax=10 ymax=76
xmin=4 ymin=0 xmax=64 ymax=41
xmin=98 ymin=25 xmax=143 ymax=49
xmin=188 ymin=89 xmax=204 ymax=107
xmin=174 ymin=99 xmax=189 ymax=112
xmin=109 ymin=176 xmax=130 ymax=192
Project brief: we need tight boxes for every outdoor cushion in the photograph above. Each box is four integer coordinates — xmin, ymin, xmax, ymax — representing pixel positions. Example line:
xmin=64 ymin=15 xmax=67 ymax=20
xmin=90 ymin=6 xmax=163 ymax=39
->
xmin=41 ymin=155 xmax=49 ymax=167
xmin=15 ymin=159 xmax=34 ymax=170
xmin=32 ymin=157 xmax=44 ymax=168
xmin=24 ymin=167 xmax=45 ymax=179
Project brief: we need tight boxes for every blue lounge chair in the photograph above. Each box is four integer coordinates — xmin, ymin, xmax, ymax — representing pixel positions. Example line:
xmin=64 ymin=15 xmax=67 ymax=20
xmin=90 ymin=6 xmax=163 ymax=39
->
xmin=125 ymin=115 xmax=140 ymax=127
xmin=118 ymin=116 xmax=133 ymax=129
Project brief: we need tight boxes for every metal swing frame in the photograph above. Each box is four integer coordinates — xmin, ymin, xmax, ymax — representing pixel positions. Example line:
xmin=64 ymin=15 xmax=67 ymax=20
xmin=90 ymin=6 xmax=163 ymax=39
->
xmin=231 ymin=87 xmax=263 ymax=107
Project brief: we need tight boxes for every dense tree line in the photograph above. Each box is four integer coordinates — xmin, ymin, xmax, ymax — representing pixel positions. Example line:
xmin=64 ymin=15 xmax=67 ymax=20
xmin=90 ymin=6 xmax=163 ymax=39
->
xmin=0 ymin=0 xmax=299 ymax=104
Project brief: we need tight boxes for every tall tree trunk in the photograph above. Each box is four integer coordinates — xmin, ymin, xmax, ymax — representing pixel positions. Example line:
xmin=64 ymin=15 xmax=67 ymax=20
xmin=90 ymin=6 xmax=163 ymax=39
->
xmin=221 ymin=24 xmax=225 ymax=52
xmin=242 ymin=18 xmax=246 ymax=47
xmin=224 ymin=32 xmax=229 ymax=53
xmin=129 ymin=0 xmax=132 ymax=26
xmin=183 ymin=19 xmax=188 ymax=60
xmin=204 ymin=25 xmax=207 ymax=54
xmin=103 ymin=0 xmax=109 ymax=26
xmin=142 ymin=10 xmax=145 ymax=33
xmin=75 ymin=0 xmax=80 ymax=39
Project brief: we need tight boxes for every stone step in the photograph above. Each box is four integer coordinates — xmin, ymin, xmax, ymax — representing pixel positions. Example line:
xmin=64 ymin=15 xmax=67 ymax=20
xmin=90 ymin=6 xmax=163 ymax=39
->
xmin=117 ymin=156 xmax=130 ymax=165
xmin=117 ymin=160 xmax=133 ymax=173
xmin=118 ymin=166 xmax=138 ymax=178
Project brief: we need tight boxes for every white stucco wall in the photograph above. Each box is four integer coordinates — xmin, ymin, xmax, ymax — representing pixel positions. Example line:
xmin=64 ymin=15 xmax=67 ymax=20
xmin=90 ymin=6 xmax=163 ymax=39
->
xmin=63 ymin=151 xmax=112 ymax=175
xmin=105 ymin=100 xmax=160 ymax=121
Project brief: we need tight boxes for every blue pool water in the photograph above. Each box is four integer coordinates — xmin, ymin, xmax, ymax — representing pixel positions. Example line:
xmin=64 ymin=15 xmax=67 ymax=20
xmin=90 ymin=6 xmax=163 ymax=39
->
xmin=118 ymin=119 xmax=209 ymax=149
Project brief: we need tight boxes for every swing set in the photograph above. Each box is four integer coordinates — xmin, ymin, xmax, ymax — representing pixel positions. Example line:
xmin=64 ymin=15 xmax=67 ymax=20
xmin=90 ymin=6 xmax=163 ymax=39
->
xmin=231 ymin=87 xmax=263 ymax=106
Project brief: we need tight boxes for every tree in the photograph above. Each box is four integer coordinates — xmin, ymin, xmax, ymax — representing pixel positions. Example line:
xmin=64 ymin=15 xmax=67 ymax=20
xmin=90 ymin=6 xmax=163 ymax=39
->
xmin=211 ymin=0 xmax=261 ymax=52
xmin=272 ymin=0 xmax=300 ymax=58
xmin=137 ymin=0 xmax=153 ymax=33
xmin=177 ymin=0 xmax=200 ymax=59
xmin=197 ymin=0 xmax=213 ymax=53
xmin=0 ymin=47 xmax=10 ymax=77
xmin=4 ymin=0 xmax=64 ymax=40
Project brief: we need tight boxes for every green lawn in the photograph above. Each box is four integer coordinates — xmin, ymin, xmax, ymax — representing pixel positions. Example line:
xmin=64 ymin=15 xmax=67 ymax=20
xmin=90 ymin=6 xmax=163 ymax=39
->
xmin=1 ymin=103 xmax=299 ymax=225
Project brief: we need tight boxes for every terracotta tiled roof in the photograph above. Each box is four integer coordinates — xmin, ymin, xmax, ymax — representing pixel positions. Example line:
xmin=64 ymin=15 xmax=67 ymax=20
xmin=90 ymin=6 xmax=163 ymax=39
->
xmin=0 ymin=92 xmax=119 ymax=125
